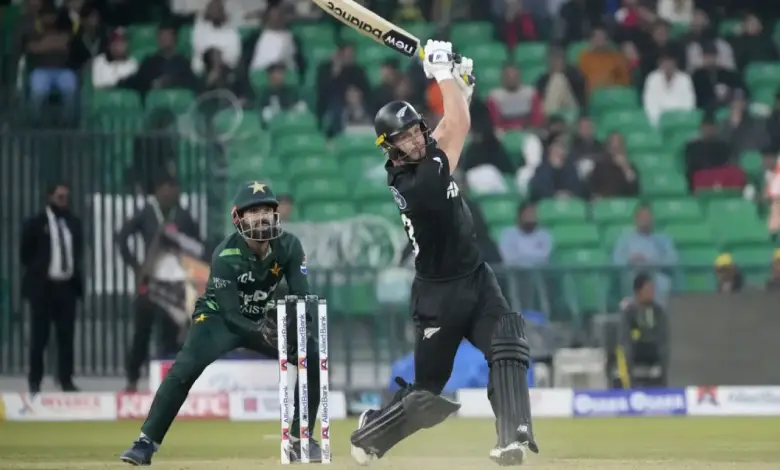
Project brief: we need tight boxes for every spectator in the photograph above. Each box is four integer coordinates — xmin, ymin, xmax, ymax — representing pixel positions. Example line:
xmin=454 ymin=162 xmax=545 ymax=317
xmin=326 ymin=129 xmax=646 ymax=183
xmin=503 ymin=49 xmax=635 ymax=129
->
xmin=614 ymin=0 xmax=642 ymax=31
xmin=57 ymin=0 xmax=84 ymax=34
xmin=200 ymin=47 xmax=251 ymax=105
xmin=486 ymin=64 xmax=544 ymax=131
xmin=714 ymin=253 xmax=744 ymax=293
xmin=730 ymin=13 xmax=778 ymax=73
xmin=131 ymin=24 xmax=198 ymax=94
xmin=690 ymin=42 xmax=744 ymax=111
xmin=461 ymin=126 xmax=517 ymax=175
xmin=578 ymin=25 xmax=631 ymax=93
xmin=258 ymin=63 xmax=305 ymax=124
xmin=683 ymin=114 xmax=732 ymax=184
xmin=247 ymin=4 xmax=300 ymax=74
xmin=536 ymin=47 xmax=587 ymax=114
xmin=326 ymin=85 xmax=373 ymax=136
xmin=392 ymin=0 xmax=425 ymax=23
xmin=642 ymin=52 xmax=695 ymax=127
xmin=499 ymin=201 xmax=553 ymax=267
xmin=497 ymin=0 xmax=541 ymax=48
xmin=766 ymin=92 xmax=780 ymax=150
xmin=612 ymin=204 xmax=678 ymax=303
xmin=69 ymin=6 xmax=107 ymax=71
xmin=92 ymin=28 xmax=138 ymax=89
xmin=682 ymin=9 xmax=735 ymax=72
xmin=374 ymin=59 xmax=401 ymax=111
xmin=589 ymin=132 xmax=640 ymax=198
xmin=315 ymin=42 xmax=370 ymax=126
xmin=755 ymin=147 xmax=779 ymax=205
xmin=26 ymin=3 xmax=78 ymax=121
xmin=719 ymin=90 xmax=770 ymax=157
xmin=541 ymin=114 xmax=569 ymax=149
xmin=277 ymin=194 xmax=295 ymax=222
xmin=558 ymin=0 xmax=594 ymax=44
xmin=20 ymin=182 xmax=83 ymax=393
xmin=639 ymin=20 xmax=686 ymax=83
xmin=569 ymin=115 xmax=606 ymax=176
xmin=765 ymin=250 xmax=780 ymax=291
xmin=657 ymin=0 xmax=693 ymax=25
xmin=14 ymin=0 xmax=45 ymax=53
xmin=529 ymin=138 xmax=585 ymax=200
xmin=191 ymin=0 xmax=241 ymax=74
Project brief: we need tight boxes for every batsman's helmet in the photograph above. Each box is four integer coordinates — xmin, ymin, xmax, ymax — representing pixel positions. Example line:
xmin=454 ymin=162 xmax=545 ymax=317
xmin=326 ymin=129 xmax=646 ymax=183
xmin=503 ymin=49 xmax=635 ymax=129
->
xmin=374 ymin=101 xmax=431 ymax=162
xmin=231 ymin=181 xmax=282 ymax=241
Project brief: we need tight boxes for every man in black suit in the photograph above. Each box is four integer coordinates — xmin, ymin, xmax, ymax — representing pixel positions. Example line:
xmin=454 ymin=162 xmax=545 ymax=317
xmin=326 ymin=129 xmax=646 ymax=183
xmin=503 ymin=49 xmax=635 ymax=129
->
xmin=20 ymin=182 xmax=83 ymax=393
xmin=116 ymin=174 xmax=202 ymax=391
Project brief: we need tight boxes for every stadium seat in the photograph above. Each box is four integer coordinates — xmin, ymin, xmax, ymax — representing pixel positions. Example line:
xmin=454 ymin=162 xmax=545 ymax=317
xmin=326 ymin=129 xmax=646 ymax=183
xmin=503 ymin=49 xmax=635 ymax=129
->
xmin=306 ymin=45 xmax=338 ymax=67
xmin=730 ymin=246 xmax=773 ymax=285
xmin=664 ymin=223 xmax=713 ymax=246
xmin=640 ymin=172 xmax=688 ymax=197
xmin=537 ymin=198 xmax=588 ymax=224
xmin=513 ymin=42 xmax=547 ymax=66
xmin=522 ymin=65 xmax=546 ymax=86
xmin=268 ymin=110 xmax=318 ymax=136
xmin=128 ymin=24 xmax=156 ymax=51
xmin=678 ymin=247 xmax=718 ymax=292
xmin=359 ymin=199 xmax=399 ymax=220
xmin=291 ymin=23 xmax=336 ymax=47
xmin=745 ymin=62 xmax=780 ymax=91
xmin=740 ymin=150 xmax=763 ymax=179
xmin=460 ymin=42 xmax=509 ymax=66
xmin=301 ymin=200 xmax=357 ymax=221
xmin=566 ymin=41 xmax=588 ymax=63
xmin=250 ymin=69 xmax=298 ymax=90
xmin=705 ymin=198 xmax=760 ymax=221
xmin=598 ymin=109 xmax=652 ymax=135
xmin=353 ymin=178 xmax=389 ymax=199
xmin=145 ymin=89 xmax=195 ymax=114
xmin=476 ymin=66 xmax=502 ymax=98
xmin=400 ymin=22 xmax=435 ymax=42
xmin=294 ymin=177 xmax=349 ymax=203
xmin=592 ymin=198 xmax=638 ymax=224
xmin=556 ymin=248 xmax=610 ymax=314
xmin=331 ymin=133 xmax=380 ymax=155
xmin=712 ymin=219 xmax=768 ymax=250
xmin=286 ymin=154 xmax=341 ymax=179
xmin=550 ymin=223 xmax=600 ymax=248
xmin=658 ymin=110 xmax=702 ymax=138
xmin=86 ymin=89 xmax=142 ymax=112
xmin=356 ymin=44 xmax=395 ymax=65
xmin=450 ymin=22 xmax=495 ymax=43
xmin=216 ymin=111 xmax=264 ymax=142
xmin=500 ymin=130 xmax=528 ymax=155
xmin=631 ymin=153 xmax=677 ymax=173
xmin=602 ymin=224 xmax=633 ymax=249
xmin=623 ymin=130 xmax=664 ymax=153
xmin=274 ymin=132 xmax=328 ymax=159
xmin=590 ymin=86 xmax=639 ymax=115
xmin=651 ymin=198 xmax=703 ymax=223
xmin=480 ymin=196 xmax=518 ymax=227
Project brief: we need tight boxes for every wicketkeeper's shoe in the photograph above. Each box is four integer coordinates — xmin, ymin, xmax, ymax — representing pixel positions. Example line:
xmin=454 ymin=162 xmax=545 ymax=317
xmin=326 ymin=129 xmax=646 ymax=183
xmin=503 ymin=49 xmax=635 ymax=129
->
xmin=350 ymin=409 xmax=379 ymax=466
xmin=119 ymin=437 xmax=156 ymax=466
xmin=289 ymin=437 xmax=324 ymax=463
xmin=489 ymin=426 xmax=538 ymax=466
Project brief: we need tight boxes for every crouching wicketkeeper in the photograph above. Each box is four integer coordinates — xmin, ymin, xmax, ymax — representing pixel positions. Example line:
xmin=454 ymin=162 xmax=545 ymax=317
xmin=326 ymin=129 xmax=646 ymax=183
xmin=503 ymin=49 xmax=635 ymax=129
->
xmin=120 ymin=182 xmax=323 ymax=466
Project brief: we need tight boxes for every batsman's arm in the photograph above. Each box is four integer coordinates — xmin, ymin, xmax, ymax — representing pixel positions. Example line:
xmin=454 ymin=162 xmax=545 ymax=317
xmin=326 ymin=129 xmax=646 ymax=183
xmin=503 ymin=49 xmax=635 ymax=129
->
xmin=284 ymin=235 xmax=309 ymax=297
xmin=431 ymin=78 xmax=470 ymax=173
xmin=210 ymin=255 xmax=261 ymax=335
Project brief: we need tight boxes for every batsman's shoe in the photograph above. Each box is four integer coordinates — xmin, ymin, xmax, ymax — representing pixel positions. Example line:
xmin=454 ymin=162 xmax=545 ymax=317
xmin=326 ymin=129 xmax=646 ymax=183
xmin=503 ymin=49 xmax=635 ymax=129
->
xmin=351 ymin=410 xmax=379 ymax=466
xmin=289 ymin=437 xmax=324 ymax=463
xmin=119 ymin=437 xmax=156 ymax=466
xmin=489 ymin=427 xmax=538 ymax=466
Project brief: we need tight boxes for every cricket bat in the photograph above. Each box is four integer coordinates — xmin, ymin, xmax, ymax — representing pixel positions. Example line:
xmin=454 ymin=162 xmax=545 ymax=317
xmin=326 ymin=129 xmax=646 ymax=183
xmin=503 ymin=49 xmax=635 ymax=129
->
xmin=311 ymin=0 xmax=474 ymax=83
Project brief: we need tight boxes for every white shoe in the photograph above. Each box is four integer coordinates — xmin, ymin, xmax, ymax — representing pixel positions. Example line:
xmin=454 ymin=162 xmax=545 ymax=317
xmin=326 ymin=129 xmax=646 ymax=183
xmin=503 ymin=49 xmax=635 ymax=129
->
xmin=350 ymin=410 xmax=378 ymax=466
xmin=489 ymin=441 xmax=528 ymax=466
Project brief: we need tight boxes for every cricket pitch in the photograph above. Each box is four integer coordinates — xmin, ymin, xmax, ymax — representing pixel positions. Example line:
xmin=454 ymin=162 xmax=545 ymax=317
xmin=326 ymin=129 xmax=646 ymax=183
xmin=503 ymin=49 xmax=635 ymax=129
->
xmin=0 ymin=417 xmax=778 ymax=469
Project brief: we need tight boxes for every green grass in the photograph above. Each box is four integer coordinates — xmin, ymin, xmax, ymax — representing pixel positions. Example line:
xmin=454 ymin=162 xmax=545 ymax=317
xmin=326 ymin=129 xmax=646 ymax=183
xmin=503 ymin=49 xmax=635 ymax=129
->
xmin=0 ymin=417 xmax=778 ymax=468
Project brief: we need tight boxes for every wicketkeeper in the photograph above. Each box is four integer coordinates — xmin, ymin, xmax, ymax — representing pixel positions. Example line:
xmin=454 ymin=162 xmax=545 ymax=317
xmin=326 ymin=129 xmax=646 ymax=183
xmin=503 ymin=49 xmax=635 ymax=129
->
xmin=120 ymin=182 xmax=323 ymax=466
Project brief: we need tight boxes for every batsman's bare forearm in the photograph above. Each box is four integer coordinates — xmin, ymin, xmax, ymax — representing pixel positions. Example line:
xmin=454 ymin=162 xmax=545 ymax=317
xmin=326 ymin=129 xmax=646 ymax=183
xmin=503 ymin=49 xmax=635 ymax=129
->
xmin=434 ymin=79 xmax=470 ymax=171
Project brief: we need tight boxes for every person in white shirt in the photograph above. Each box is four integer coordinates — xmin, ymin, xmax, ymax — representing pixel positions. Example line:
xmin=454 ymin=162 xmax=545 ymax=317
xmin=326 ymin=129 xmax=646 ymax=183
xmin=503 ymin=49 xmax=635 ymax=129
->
xmin=642 ymin=53 xmax=696 ymax=127
xmin=657 ymin=0 xmax=693 ymax=24
xmin=250 ymin=3 xmax=297 ymax=72
xmin=91 ymin=28 xmax=139 ymax=89
xmin=191 ymin=0 xmax=241 ymax=74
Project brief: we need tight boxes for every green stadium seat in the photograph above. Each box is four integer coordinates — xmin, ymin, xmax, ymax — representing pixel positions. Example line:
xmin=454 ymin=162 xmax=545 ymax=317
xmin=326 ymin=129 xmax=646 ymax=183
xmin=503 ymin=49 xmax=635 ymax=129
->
xmin=745 ymin=62 xmax=780 ymax=91
xmin=460 ymin=43 xmax=509 ymax=66
xmin=450 ymin=22 xmax=495 ymax=43
xmin=740 ymin=150 xmax=763 ymax=179
xmin=640 ymin=172 xmax=688 ymax=197
xmin=731 ymin=246 xmax=774 ymax=285
xmin=291 ymin=23 xmax=336 ymax=46
xmin=712 ymin=219 xmax=768 ymax=249
xmin=268 ymin=110 xmax=318 ymax=136
xmin=537 ymin=199 xmax=588 ymax=224
xmin=177 ymin=25 xmax=193 ymax=54
xmin=274 ymin=132 xmax=328 ymax=158
xmin=356 ymin=44 xmax=395 ymax=65
xmin=476 ymin=66 xmax=502 ymax=98
xmin=86 ymin=89 xmax=142 ymax=112
xmin=658 ymin=110 xmax=702 ymax=138
xmin=341 ymin=153 xmax=386 ymax=182
xmin=631 ymin=153 xmax=677 ymax=173
xmin=359 ymin=199 xmax=399 ymax=220
xmin=215 ymin=110 xmax=264 ymax=142
xmin=603 ymin=224 xmax=633 ymax=249
xmin=500 ymin=130 xmax=528 ymax=155
xmin=331 ymin=133 xmax=380 ymax=155
xmin=522 ymin=66 xmax=546 ymax=86
xmin=705 ymin=198 xmax=760 ymax=221
xmin=623 ymin=130 xmax=663 ymax=153
xmin=651 ymin=198 xmax=702 ymax=223
xmin=556 ymin=248 xmax=610 ymax=314
xmin=480 ymin=196 xmax=518 ymax=227
xmin=145 ymin=88 xmax=195 ymax=114
xmin=592 ymin=198 xmax=638 ymax=224
xmin=590 ymin=87 xmax=638 ymax=115
xmin=286 ymin=154 xmax=341 ymax=179
xmin=128 ymin=24 xmax=156 ymax=51
xmin=513 ymin=42 xmax=547 ymax=66
xmin=400 ymin=22 xmax=435 ymax=42
xmin=302 ymin=201 xmax=357 ymax=221
xmin=598 ymin=109 xmax=651 ymax=134
xmin=550 ymin=223 xmax=600 ymax=248
xmin=717 ymin=18 xmax=741 ymax=36
xmin=678 ymin=247 xmax=718 ymax=292
xmin=664 ymin=223 xmax=713 ymax=246
xmin=306 ymin=45 xmax=338 ymax=66
xmin=566 ymin=41 xmax=588 ymax=63
xmin=353 ymin=178 xmax=388 ymax=199
xmin=250 ymin=69 xmax=298 ymax=89
xmin=228 ymin=155 xmax=285 ymax=183
xmin=294 ymin=177 xmax=349 ymax=203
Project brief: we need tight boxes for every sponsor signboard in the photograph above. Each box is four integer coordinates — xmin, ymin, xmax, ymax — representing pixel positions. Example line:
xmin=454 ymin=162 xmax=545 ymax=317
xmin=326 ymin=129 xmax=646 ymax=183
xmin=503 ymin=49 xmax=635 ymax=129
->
xmin=457 ymin=388 xmax=573 ymax=418
xmin=687 ymin=386 xmax=780 ymax=416
xmin=572 ymin=389 xmax=687 ymax=417
xmin=228 ymin=390 xmax=347 ymax=421
xmin=149 ymin=359 xmax=279 ymax=392
xmin=1 ymin=393 xmax=116 ymax=421
xmin=116 ymin=392 xmax=229 ymax=420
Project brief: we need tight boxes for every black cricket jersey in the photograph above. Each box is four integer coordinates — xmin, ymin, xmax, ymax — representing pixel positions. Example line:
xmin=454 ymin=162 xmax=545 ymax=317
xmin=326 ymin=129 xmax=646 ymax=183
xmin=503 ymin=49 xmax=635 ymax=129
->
xmin=386 ymin=146 xmax=482 ymax=280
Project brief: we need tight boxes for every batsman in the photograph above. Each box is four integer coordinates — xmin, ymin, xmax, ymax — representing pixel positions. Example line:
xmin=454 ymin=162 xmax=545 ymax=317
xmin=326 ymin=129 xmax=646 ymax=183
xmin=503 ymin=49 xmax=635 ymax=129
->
xmin=120 ymin=182 xmax=323 ymax=466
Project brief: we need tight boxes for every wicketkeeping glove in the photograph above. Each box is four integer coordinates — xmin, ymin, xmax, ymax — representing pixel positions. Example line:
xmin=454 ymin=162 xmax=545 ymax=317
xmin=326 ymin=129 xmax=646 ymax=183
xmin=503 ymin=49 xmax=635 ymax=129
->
xmin=451 ymin=56 xmax=475 ymax=102
xmin=422 ymin=39 xmax=455 ymax=82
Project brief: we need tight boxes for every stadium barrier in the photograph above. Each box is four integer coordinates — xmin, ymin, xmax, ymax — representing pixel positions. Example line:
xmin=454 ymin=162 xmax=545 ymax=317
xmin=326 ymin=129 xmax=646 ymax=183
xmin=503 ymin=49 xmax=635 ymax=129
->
xmin=2 ymin=386 xmax=780 ymax=421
